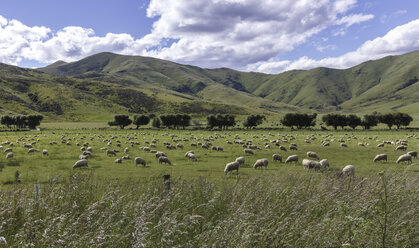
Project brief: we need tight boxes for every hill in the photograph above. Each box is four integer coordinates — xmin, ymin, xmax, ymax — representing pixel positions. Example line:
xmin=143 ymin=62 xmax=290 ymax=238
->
xmin=0 ymin=50 xmax=418 ymax=121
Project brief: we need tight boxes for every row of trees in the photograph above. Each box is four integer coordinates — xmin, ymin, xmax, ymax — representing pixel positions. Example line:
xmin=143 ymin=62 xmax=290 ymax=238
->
xmin=0 ymin=115 xmax=44 ymax=130
xmin=322 ymin=113 xmax=413 ymax=130
xmin=107 ymin=112 xmax=413 ymax=130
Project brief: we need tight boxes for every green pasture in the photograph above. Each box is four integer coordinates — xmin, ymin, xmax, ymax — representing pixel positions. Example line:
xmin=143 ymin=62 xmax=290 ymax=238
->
xmin=1 ymin=128 xmax=418 ymax=186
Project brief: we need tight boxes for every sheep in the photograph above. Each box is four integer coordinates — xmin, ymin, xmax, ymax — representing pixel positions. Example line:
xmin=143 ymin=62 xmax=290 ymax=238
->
xmin=285 ymin=155 xmax=299 ymax=164
xmin=272 ymin=154 xmax=282 ymax=162
xmin=235 ymin=156 xmax=245 ymax=165
xmin=106 ymin=150 xmax=117 ymax=156
xmin=79 ymin=155 xmax=89 ymax=160
xmin=340 ymin=143 xmax=348 ymax=148
xmin=377 ymin=143 xmax=384 ymax=147
xmin=302 ymin=159 xmax=321 ymax=170
xmin=224 ymin=161 xmax=240 ymax=175
xmin=4 ymin=148 xmax=12 ymax=153
xmin=186 ymin=152 xmax=198 ymax=161
xmin=341 ymin=165 xmax=355 ymax=177
xmin=253 ymin=158 xmax=268 ymax=169
xmin=289 ymin=145 xmax=298 ymax=151
xmin=244 ymin=148 xmax=254 ymax=155
xmin=73 ymin=159 xmax=88 ymax=169
xmin=28 ymin=148 xmax=40 ymax=153
xmin=42 ymin=149 xmax=49 ymax=156
xmin=122 ymin=155 xmax=130 ymax=160
xmin=307 ymin=151 xmax=319 ymax=160
xmin=395 ymin=145 xmax=407 ymax=151
xmin=279 ymin=145 xmax=287 ymax=151
xmin=319 ymin=159 xmax=329 ymax=168
xmin=407 ymin=151 xmax=417 ymax=158
xmin=87 ymin=147 xmax=93 ymax=152
xmin=155 ymin=151 xmax=166 ymax=158
xmin=158 ymin=156 xmax=172 ymax=165
xmin=24 ymin=143 xmax=32 ymax=148
xmin=115 ymin=158 xmax=122 ymax=163
xmin=5 ymin=152 xmax=13 ymax=159
xmin=396 ymin=154 xmax=412 ymax=164
xmin=124 ymin=147 xmax=129 ymax=153
xmin=134 ymin=157 xmax=146 ymax=167
xmin=373 ymin=153 xmax=387 ymax=163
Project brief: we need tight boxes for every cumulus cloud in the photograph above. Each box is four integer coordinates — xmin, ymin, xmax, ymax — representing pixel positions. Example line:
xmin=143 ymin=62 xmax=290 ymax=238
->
xmin=252 ymin=19 xmax=419 ymax=73
xmin=0 ymin=0 xmax=375 ymax=68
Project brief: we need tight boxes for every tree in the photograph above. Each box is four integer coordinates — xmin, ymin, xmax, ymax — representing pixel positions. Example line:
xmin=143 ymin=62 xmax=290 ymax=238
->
xmin=133 ymin=115 xmax=150 ymax=129
xmin=152 ymin=117 xmax=161 ymax=128
xmin=108 ymin=115 xmax=132 ymax=129
xmin=26 ymin=115 xmax=44 ymax=129
xmin=361 ymin=114 xmax=379 ymax=130
xmin=346 ymin=114 xmax=361 ymax=130
xmin=206 ymin=114 xmax=236 ymax=130
xmin=378 ymin=113 xmax=396 ymax=130
xmin=281 ymin=113 xmax=317 ymax=129
xmin=322 ymin=114 xmax=347 ymax=130
xmin=243 ymin=115 xmax=265 ymax=129
xmin=393 ymin=113 xmax=413 ymax=129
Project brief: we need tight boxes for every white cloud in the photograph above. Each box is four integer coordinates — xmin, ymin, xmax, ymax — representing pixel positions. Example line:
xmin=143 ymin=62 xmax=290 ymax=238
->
xmin=252 ymin=19 xmax=419 ymax=73
xmin=0 ymin=0 xmax=374 ymax=69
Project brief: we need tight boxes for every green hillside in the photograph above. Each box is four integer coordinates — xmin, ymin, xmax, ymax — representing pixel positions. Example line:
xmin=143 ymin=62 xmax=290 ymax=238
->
xmin=0 ymin=50 xmax=418 ymax=121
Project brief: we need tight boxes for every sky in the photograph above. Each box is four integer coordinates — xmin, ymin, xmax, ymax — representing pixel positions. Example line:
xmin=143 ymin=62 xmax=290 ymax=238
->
xmin=0 ymin=0 xmax=418 ymax=74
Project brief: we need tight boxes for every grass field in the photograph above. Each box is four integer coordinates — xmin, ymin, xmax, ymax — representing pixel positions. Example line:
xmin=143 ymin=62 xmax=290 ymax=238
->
xmin=0 ymin=128 xmax=418 ymax=247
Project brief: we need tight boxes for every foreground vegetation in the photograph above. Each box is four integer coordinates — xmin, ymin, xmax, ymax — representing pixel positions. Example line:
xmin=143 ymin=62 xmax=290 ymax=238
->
xmin=0 ymin=128 xmax=418 ymax=247
xmin=0 ymin=171 xmax=418 ymax=247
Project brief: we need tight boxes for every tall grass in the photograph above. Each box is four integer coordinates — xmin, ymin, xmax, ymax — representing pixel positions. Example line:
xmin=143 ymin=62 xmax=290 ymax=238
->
xmin=0 ymin=170 xmax=417 ymax=247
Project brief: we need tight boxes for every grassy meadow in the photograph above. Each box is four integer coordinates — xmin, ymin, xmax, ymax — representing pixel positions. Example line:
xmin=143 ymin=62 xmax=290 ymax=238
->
xmin=0 ymin=127 xmax=418 ymax=247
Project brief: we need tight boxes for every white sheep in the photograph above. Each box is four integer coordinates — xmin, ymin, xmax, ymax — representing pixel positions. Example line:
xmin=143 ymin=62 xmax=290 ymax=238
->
xmin=42 ymin=149 xmax=49 ymax=156
xmin=396 ymin=154 xmax=412 ymax=164
xmin=272 ymin=154 xmax=282 ymax=162
xmin=134 ymin=157 xmax=146 ymax=167
xmin=4 ymin=148 xmax=12 ymax=153
xmin=106 ymin=150 xmax=117 ymax=156
xmin=253 ymin=158 xmax=268 ymax=169
xmin=340 ymin=143 xmax=348 ymax=148
xmin=341 ymin=165 xmax=355 ymax=177
xmin=28 ymin=148 xmax=40 ymax=153
xmin=115 ymin=158 xmax=122 ymax=163
xmin=186 ymin=152 xmax=198 ymax=161
xmin=79 ymin=154 xmax=89 ymax=160
xmin=407 ymin=151 xmax=417 ymax=158
xmin=319 ymin=159 xmax=329 ymax=169
xmin=224 ymin=161 xmax=240 ymax=175
xmin=285 ymin=155 xmax=299 ymax=163
xmin=73 ymin=159 xmax=88 ymax=169
xmin=5 ymin=152 xmax=13 ymax=159
xmin=302 ymin=159 xmax=321 ymax=170
xmin=158 ymin=156 xmax=172 ymax=165
xmin=307 ymin=151 xmax=319 ymax=160
xmin=155 ymin=151 xmax=166 ymax=158
xmin=244 ymin=148 xmax=254 ymax=155
xmin=373 ymin=153 xmax=387 ymax=163
xmin=235 ymin=156 xmax=245 ymax=165
xmin=124 ymin=147 xmax=129 ymax=153
xmin=395 ymin=145 xmax=407 ymax=151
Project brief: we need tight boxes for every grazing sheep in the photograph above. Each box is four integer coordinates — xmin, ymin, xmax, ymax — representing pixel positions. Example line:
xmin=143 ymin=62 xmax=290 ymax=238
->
xmin=377 ymin=143 xmax=384 ymax=147
xmin=244 ymin=149 xmax=254 ymax=155
xmin=340 ymin=143 xmax=348 ymax=148
xmin=155 ymin=151 xmax=166 ymax=158
xmin=122 ymin=155 xmax=130 ymax=160
xmin=373 ymin=154 xmax=387 ymax=163
xmin=79 ymin=155 xmax=89 ymax=160
xmin=158 ymin=156 xmax=172 ymax=165
xmin=73 ymin=159 xmax=88 ymax=169
xmin=115 ymin=158 xmax=122 ymax=163
xmin=186 ymin=152 xmax=198 ymax=161
xmin=235 ymin=156 xmax=245 ymax=165
xmin=285 ymin=155 xmax=299 ymax=164
xmin=106 ymin=150 xmax=117 ymax=156
xmin=407 ymin=151 xmax=417 ymax=158
xmin=224 ymin=161 xmax=240 ymax=175
xmin=289 ymin=145 xmax=298 ymax=151
xmin=341 ymin=165 xmax=355 ymax=177
xmin=395 ymin=145 xmax=407 ymax=151
xmin=272 ymin=154 xmax=282 ymax=162
xmin=24 ymin=143 xmax=32 ymax=148
xmin=87 ymin=147 xmax=93 ymax=152
xmin=42 ymin=149 xmax=48 ymax=156
xmin=279 ymin=145 xmax=287 ymax=151
xmin=28 ymin=148 xmax=40 ymax=153
xmin=396 ymin=154 xmax=412 ymax=164
xmin=124 ymin=147 xmax=129 ymax=153
xmin=302 ymin=159 xmax=321 ymax=170
xmin=134 ymin=157 xmax=146 ymax=167
xmin=4 ymin=148 xmax=12 ymax=153
xmin=307 ymin=151 xmax=319 ymax=160
xmin=253 ymin=158 xmax=269 ymax=169
xmin=319 ymin=159 xmax=329 ymax=170
xmin=5 ymin=152 xmax=13 ymax=159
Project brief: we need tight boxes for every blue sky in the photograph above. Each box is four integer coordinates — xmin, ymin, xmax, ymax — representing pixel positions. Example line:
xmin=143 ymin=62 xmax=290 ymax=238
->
xmin=0 ymin=0 xmax=418 ymax=73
